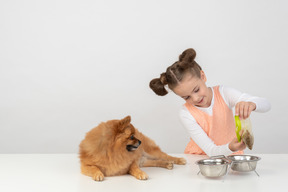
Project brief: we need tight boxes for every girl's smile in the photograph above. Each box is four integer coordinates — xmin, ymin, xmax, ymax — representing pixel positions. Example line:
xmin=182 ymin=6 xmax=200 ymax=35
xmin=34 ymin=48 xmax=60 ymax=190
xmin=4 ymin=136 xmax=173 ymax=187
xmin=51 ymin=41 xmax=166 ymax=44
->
xmin=197 ymin=97 xmax=204 ymax=105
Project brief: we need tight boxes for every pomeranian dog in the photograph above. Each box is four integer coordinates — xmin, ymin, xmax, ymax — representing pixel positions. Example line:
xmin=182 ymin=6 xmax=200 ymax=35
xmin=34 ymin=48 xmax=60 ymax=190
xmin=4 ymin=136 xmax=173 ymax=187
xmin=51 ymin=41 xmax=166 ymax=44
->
xmin=79 ymin=116 xmax=186 ymax=181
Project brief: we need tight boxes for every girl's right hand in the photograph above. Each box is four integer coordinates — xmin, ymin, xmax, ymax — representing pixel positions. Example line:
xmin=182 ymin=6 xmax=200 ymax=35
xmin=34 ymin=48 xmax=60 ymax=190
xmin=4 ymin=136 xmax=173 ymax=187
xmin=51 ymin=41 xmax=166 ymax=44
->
xmin=229 ymin=130 xmax=246 ymax=152
xmin=229 ymin=137 xmax=246 ymax=152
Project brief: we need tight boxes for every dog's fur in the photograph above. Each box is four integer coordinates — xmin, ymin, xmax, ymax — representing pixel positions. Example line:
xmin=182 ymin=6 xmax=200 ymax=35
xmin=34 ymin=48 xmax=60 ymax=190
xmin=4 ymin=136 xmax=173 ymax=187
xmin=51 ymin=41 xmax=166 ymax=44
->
xmin=79 ymin=116 xmax=186 ymax=181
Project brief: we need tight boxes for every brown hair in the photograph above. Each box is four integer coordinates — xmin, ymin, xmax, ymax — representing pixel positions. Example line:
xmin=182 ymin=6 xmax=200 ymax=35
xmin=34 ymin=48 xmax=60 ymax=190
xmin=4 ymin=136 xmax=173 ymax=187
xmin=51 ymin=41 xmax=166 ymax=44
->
xmin=149 ymin=48 xmax=202 ymax=96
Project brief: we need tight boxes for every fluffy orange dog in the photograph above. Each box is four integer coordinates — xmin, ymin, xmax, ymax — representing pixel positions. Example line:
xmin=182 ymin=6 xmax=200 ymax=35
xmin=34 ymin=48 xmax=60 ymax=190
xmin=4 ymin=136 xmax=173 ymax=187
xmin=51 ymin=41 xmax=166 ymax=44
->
xmin=79 ymin=116 xmax=186 ymax=181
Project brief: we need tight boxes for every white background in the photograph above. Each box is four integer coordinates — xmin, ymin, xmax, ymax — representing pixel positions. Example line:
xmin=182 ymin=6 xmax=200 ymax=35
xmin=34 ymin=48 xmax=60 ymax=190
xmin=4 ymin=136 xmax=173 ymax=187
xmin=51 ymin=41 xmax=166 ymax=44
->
xmin=0 ymin=0 xmax=287 ymax=154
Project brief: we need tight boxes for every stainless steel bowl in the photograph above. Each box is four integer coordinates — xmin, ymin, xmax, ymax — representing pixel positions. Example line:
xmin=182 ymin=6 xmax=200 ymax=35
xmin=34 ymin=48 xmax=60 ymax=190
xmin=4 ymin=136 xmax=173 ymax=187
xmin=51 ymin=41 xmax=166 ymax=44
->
xmin=227 ymin=155 xmax=261 ymax=172
xmin=196 ymin=158 xmax=231 ymax=177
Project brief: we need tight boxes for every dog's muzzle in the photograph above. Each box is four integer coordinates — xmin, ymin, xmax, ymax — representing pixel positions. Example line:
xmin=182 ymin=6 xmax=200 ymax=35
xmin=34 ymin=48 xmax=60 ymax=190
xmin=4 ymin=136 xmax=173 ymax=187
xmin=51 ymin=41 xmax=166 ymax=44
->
xmin=126 ymin=140 xmax=141 ymax=152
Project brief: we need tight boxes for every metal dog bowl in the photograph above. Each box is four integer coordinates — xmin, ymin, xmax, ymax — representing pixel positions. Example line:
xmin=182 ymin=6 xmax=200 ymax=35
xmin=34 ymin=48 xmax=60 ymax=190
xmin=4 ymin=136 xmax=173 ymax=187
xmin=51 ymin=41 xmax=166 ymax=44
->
xmin=227 ymin=155 xmax=261 ymax=176
xmin=196 ymin=157 xmax=231 ymax=178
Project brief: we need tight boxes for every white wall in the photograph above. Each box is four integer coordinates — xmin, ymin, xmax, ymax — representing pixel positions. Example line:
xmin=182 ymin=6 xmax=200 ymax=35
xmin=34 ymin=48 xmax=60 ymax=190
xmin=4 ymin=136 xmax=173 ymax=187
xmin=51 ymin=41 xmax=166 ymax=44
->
xmin=0 ymin=0 xmax=287 ymax=154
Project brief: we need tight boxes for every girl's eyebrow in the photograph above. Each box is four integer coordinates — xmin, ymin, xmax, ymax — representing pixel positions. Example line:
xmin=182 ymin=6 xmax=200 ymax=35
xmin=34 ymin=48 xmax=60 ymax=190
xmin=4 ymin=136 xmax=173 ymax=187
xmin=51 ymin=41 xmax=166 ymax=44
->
xmin=181 ymin=86 xmax=197 ymax=98
xmin=190 ymin=85 xmax=198 ymax=94
xmin=192 ymin=86 xmax=198 ymax=92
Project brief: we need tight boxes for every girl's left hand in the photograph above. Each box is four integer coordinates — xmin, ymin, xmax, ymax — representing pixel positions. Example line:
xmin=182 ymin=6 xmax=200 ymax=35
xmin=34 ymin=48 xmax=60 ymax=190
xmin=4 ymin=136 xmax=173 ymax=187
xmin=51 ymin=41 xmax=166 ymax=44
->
xmin=235 ymin=101 xmax=256 ymax=119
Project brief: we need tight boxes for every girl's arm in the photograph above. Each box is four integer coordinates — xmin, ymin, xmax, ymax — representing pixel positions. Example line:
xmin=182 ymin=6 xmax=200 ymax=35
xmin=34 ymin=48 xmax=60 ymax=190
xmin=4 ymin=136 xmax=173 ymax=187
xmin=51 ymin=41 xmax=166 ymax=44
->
xmin=179 ymin=107 xmax=233 ymax=157
xmin=220 ymin=85 xmax=271 ymax=113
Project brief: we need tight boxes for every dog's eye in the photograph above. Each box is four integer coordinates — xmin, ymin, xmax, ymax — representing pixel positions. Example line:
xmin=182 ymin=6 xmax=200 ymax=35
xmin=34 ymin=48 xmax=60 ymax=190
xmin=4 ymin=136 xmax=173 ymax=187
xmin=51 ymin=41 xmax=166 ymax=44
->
xmin=130 ymin=135 xmax=134 ymax=140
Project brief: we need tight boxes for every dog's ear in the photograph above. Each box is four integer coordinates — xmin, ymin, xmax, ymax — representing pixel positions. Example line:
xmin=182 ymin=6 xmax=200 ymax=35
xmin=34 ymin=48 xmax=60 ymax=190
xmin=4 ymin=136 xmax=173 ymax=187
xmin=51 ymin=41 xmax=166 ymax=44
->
xmin=120 ymin=116 xmax=131 ymax=126
xmin=116 ymin=116 xmax=131 ymax=132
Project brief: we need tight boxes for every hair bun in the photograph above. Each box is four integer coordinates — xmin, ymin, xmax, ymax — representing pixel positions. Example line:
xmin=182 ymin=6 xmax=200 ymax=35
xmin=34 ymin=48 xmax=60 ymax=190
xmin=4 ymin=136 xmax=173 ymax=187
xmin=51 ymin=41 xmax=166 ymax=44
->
xmin=149 ymin=74 xmax=168 ymax=96
xmin=159 ymin=73 xmax=167 ymax=85
xmin=179 ymin=48 xmax=196 ymax=62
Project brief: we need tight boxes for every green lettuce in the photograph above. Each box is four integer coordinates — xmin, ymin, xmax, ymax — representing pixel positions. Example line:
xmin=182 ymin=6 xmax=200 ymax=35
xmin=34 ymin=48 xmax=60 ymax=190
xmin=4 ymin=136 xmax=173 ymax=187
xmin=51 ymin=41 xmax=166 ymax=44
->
xmin=235 ymin=115 xmax=242 ymax=142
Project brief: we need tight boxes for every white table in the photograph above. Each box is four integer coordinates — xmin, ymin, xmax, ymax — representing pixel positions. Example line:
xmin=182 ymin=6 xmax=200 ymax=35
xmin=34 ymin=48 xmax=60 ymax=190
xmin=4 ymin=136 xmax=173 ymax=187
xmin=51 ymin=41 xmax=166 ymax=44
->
xmin=0 ymin=154 xmax=286 ymax=192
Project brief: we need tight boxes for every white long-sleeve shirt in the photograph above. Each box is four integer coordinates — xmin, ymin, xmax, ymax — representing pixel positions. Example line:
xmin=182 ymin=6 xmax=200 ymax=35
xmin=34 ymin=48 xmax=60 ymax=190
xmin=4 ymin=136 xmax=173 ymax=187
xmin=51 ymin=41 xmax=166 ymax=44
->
xmin=179 ymin=85 xmax=271 ymax=157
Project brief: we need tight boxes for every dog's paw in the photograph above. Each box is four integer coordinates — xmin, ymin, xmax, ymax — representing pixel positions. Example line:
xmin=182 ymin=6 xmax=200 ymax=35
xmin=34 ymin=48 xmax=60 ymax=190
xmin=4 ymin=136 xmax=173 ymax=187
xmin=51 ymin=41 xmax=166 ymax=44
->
xmin=179 ymin=158 xmax=187 ymax=165
xmin=176 ymin=158 xmax=187 ymax=165
xmin=135 ymin=171 xmax=149 ymax=180
xmin=93 ymin=172 xmax=104 ymax=181
xmin=166 ymin=161 xmax=174 ymax=170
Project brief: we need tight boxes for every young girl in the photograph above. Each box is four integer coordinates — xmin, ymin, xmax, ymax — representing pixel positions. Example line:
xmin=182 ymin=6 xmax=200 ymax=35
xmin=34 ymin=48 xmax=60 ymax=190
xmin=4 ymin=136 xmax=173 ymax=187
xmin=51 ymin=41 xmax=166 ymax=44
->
xmin=149 ymin=48 xmax=271 ymax=157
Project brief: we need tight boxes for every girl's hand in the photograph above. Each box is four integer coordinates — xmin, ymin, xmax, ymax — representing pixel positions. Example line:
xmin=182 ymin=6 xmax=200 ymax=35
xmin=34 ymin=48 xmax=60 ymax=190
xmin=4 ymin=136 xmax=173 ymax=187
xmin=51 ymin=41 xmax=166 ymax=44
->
xmin=235 ymin=101 xmax=256 ymax=119
xmin=229 ymin=130 xmax=246 ymax=152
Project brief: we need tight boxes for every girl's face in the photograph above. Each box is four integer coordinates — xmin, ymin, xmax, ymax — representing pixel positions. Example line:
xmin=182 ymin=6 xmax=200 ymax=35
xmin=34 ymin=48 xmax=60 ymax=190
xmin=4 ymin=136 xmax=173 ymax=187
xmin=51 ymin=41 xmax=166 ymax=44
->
xmin=173 ymin=71 xmax=212 ymax=108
